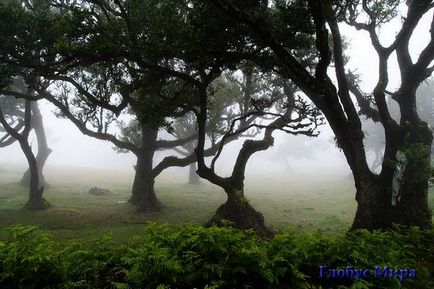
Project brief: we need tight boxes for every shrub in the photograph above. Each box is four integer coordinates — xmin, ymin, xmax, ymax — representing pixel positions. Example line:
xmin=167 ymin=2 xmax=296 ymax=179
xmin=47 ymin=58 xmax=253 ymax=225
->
xmin=0 ymin=225 xmax=63 ymax=289
xmin=60 ymin=234 xmax=128 ymax=289
xmin=124 ymin=223 xmax=275 ymax=289
xmin=0 ymin=223 xmax=433 ymax=289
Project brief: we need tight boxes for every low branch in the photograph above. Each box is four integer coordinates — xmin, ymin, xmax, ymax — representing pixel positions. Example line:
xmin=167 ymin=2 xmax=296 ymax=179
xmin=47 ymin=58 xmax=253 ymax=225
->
xmin=14 ymin=87 xmax=141 ymax=154
xmin=49 ymin=74 xmax=129 ymax=115
xmin=155 ymin=133 xmax=197 ymax=149
xmin=0 ymin=120 xmax=25 ymax=147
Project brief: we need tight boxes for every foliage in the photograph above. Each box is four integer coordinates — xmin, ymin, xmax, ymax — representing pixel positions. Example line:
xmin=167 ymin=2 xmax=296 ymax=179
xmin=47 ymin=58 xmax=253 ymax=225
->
xmin=0 ymin=225 xmax=63 ymax=289
xmin=60 ymin=235 xmax=128 ymax=289
xmin=0 ymin=224 xmax=433 ymax=289
xmin=398 ymin=143 xmax=434 ymax=186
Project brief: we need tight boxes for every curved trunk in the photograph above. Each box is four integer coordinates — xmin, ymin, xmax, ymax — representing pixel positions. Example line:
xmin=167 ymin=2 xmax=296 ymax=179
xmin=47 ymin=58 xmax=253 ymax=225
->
xmin=128 ymin=124 xmax=163 ymax=212
xmin=204 ymin=129 xmax=280 ymax=238
xmin=0 ymin=99 xmax=50 ymax=210
xmin=20 ymin=137 xmax=50 ymax=210
xmin=333 ymin=126 xmax=397 ymax=230
xmin=206 ymin=188 xmax=273 ymax=238
xmin=20 ymin=102 xmax=52 ymax=187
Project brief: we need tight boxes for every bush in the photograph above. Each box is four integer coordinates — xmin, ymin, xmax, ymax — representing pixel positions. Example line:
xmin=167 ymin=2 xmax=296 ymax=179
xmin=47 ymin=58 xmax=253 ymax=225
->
xmin=0 ymin=225 xmax=63 ymax=289
xmin=0 ymin=223 xmax=433 ymax=289
xmin=124 ymin=223 xmax=274 ymax=289
xmin=59 ymin=235 xmax=128 ymax=289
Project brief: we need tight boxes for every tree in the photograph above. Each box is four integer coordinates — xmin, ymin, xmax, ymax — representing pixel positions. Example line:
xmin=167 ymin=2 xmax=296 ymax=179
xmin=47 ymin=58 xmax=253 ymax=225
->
xmin=193 ymin=67 xmax=323 ymax=237
xmin=415 ymin=79 xmax=434 ymax=158
xmin=118 ymin=75 xmax=239 ymax=185
xmin=209 ymin=0 xmax=434 ymax=229
xmin=0 ymin=0 xmax=203 ymax=212
xmin=0 ymin=0 xmax=263 ymax=211
xmin=1 ymin=79 xmax=51 ymax=187
xmin=0 ymin=0 xmax=323 ymax=235
xmin=42 ymin=66 xmax=199 ymax=212
xmin=0 ymin=84 xmax=50 ymax=210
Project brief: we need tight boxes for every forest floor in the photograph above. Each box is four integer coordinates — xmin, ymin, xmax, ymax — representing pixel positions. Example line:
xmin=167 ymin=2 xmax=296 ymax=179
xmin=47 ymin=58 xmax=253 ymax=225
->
xmin=0 ymin=164 xmax=433 ymax=242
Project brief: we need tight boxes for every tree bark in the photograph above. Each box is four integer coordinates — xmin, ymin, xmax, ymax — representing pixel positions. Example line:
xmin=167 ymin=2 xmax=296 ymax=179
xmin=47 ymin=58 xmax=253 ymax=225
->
xmin=351 ymin=173 xmax=394 ymax=230
xmin=199 ymin=88 xmax=295 ymax=237
xmin=0 ymin=99 xmax=50 ymax=210
xmin=206 ymin=187 xmax=273 ymax=238
xmin=129 ymin=124 xmax=164 ymax=212
xmin=393 ymin=120 xmax=433 ymax=229
xmin=20 ymin=102 xmax=52 ymax=187
xmin=209 ymin=0 xmax=434 ymax=231
xmin=21 ymin=137 xmax=50 ymax=210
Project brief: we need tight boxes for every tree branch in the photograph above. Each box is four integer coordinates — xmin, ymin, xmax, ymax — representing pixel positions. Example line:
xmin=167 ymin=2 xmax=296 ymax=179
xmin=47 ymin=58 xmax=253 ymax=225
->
xmin=155 ymin=133 xmax=197 ymax=149
xmin=18 ymin=88 xmax=141 ymax=154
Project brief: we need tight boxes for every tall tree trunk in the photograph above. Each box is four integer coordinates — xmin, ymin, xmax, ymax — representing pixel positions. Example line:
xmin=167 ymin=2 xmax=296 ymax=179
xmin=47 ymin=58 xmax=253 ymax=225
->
xmin=206 ymin=186 xmax=273 ymax=238
xmin=20 ymin=136 xmax=50 ymax=210
xmin=393 ymin=121 xmax=433 ymax=229
xmin=351 ymin=173 xmax=394 ymax=230
xmin=188 ymin=162 xmax=200 ymax=184
xmin=20 ymin=102 xmax=52 ymax=187
xmin=128 ymin=124 xmax=163 ymax=212
xmin=0 ymin=99 xmax=50 ymax=210
xmin=333 ymin=125 xmax=396 ymax=230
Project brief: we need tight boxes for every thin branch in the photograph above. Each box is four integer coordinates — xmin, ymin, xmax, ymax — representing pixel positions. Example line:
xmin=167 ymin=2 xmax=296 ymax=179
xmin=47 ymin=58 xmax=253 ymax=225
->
xmin=24 ymin=88 xmax=141 ymax=154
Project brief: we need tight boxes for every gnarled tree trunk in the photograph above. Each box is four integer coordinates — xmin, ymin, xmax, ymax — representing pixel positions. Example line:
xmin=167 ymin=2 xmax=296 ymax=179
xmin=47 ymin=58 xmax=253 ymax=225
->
xmin=351 ymin=174 xmax=394 ymax=230
xmin=20 ymin=102 xmax=51 ymax=187
xmin=197 ymin=83 xmax=295 ymax=238
xmin=206 ymin=187 xmax=272 ymax=238
xmin=0 ymin=99 xmax=50 ymax=210
xmin=21 ymin=134 xmax=50 ymax=210
xmin=129 ymin=124 xmax=164 ymax=212
xmin=392 ymin=120 xmax=433 ymax=229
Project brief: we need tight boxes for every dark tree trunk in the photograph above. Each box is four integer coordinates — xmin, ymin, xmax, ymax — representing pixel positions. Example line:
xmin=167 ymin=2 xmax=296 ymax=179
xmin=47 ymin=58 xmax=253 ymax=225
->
xmin=200 ymin=108 xmax=286 ymax=238
xmin=335 ymin=126 xmax=397 ymax=230
xmin=206 ymin=187 xmax=273 ymax=238
xmin=200 ymin=137 xmax=276 ymax=238
xmin=0 ymin=99 xmax=50 ymax=210
xmin=393 ymin=121 xmax=433 ymax=229
xmin=20 ymin=134 xmax=50 ymax=210
xmin=351 ymin=174 xmax=394 ymax=230
xmin=128 ymin=124 xmax=164 ymax=212
xmin=20 ymin=102 xmax=52 ymax=187
xmin=208 ymin=0 xmax=434 ymax=231
xmin=188 ymin=162 xmax=200 ymax=184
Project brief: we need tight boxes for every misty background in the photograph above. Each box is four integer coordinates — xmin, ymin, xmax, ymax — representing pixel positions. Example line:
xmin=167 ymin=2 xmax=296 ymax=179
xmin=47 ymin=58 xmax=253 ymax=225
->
xmin=0 ymin=5 xmax=432 ymax=181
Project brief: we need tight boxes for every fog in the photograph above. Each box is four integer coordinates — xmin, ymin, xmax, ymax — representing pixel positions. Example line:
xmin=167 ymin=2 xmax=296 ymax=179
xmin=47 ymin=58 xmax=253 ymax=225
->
xmin=0 ymin=7 xmax=432 ymax=182
xmin=0 ymin=99 xmax=350 ymax=178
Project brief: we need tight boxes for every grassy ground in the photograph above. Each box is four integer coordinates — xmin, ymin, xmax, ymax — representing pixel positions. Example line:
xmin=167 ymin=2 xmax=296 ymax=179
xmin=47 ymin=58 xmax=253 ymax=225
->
xmin=0 ymin=164 xmax=433 ymax=242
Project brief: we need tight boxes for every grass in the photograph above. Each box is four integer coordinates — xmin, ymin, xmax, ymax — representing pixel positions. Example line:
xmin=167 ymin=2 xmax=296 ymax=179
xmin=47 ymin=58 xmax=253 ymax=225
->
xmin=0 ymin=164 xmax=432 ymax=242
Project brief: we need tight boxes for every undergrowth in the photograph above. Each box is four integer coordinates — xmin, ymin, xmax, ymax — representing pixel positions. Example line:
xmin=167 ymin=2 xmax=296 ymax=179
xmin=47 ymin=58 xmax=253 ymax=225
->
xmin=0 ymin=223 xmax=433 ymax=289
